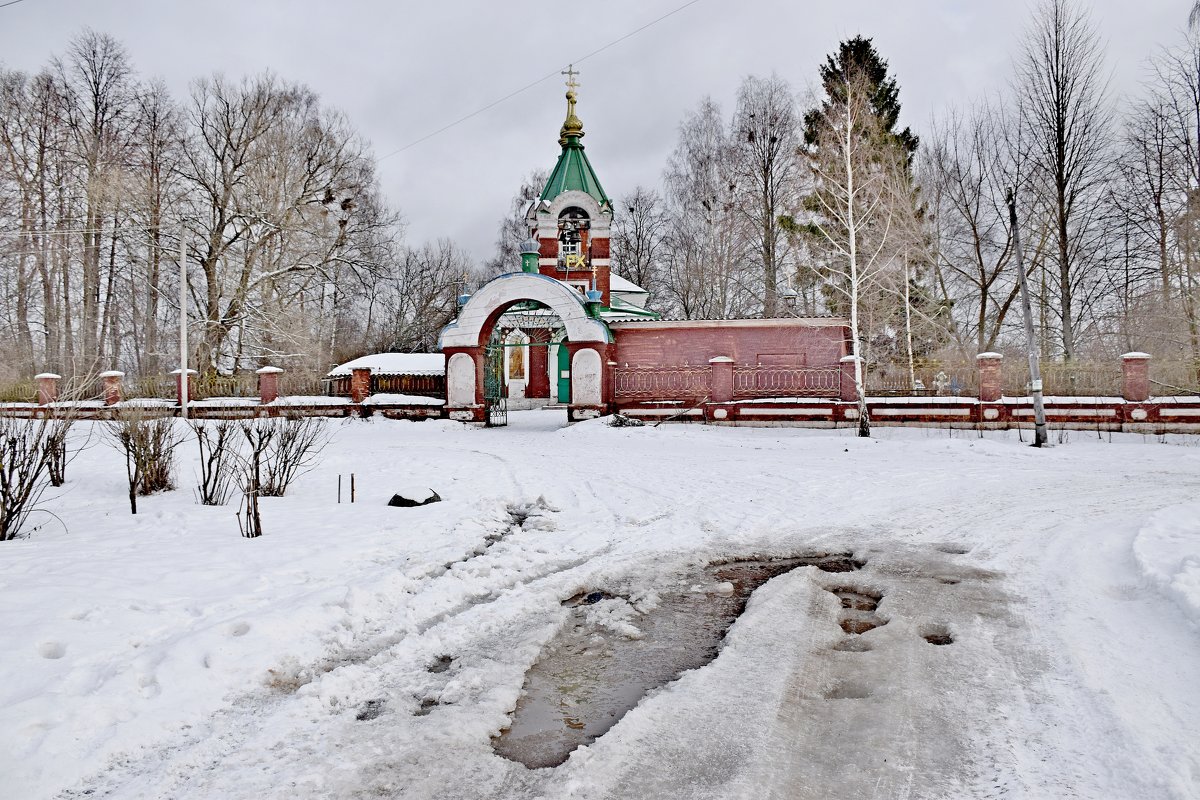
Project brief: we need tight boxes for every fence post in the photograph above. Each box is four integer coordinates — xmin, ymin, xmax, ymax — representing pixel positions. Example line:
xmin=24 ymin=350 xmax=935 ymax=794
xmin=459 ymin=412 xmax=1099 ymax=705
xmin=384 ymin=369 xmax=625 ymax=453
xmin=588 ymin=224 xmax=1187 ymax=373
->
xmin=350 ymin=367 xmax=372 ymax=404
xmin=171 ymin=368 xmax=198 ymax=406
xmin=99 ymin=371 xmax=124 ymax=406
xmin=977 ymin=352 xmax=1003 ymax=402
xmin=35 ymin=372 xmax=60 ymax=406
xmin=709 ymin=357 xmax=734 ymax=403
xmin=1121 ymin=352 xmax=1151 ymax=403
xmin=839 ymin=356 xmax=861 ymax=402
xmin=257 ymin=366 xmax=283 ymax=404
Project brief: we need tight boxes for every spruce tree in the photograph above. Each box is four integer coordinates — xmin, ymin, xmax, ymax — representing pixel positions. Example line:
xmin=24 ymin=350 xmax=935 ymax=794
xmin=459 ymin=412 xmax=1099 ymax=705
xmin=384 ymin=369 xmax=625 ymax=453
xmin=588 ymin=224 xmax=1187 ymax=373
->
xmin=803 ymin=36 xmax=918 ymax=163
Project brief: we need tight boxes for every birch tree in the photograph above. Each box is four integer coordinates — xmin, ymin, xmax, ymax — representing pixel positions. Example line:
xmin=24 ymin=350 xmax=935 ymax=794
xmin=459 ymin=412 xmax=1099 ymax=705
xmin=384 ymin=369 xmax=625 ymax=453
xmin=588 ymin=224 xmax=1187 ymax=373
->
xmin=802 ymin=68 xmax=913 ymax=436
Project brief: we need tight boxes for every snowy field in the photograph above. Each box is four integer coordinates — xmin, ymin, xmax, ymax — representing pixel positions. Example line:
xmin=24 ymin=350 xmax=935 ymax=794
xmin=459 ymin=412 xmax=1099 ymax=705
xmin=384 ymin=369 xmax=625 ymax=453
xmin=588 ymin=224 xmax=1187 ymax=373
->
xmin=2 ymin=411 xmax=1199 ymax=799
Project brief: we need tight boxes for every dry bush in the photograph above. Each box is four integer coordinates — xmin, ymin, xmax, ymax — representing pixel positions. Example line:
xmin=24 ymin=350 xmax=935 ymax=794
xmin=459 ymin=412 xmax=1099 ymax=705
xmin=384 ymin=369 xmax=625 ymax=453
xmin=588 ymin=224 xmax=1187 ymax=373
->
xmin=190 ymin=419 xmax=239 ymax=506
xmin=261 ymin=415 xmax=329 ymax=497
xmin=236 ymin=419 xmax=278 ymax=538
xmin=0 ymin=416 xmax=55 ymax=541
xmin=106 ymin=410 xmax=183 ymax=514
xmin=43 ymin=414 xmax=78 ymax=487
xmin=231 ymin=415 xmax=330 ymax=538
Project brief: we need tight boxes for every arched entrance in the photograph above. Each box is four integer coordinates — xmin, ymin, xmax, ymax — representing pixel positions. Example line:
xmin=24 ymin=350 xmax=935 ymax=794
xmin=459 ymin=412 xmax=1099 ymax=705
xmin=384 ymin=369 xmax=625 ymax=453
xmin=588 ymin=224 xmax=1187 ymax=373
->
xmin=439 ymin=273 xmax=613 ymax=424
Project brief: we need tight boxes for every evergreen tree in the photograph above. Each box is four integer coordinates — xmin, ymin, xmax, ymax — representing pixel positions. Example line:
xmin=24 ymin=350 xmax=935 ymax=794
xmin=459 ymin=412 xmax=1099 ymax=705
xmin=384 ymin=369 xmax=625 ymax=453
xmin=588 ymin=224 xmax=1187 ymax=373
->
xmin=803 ymin=36 xmax=918 ymax=163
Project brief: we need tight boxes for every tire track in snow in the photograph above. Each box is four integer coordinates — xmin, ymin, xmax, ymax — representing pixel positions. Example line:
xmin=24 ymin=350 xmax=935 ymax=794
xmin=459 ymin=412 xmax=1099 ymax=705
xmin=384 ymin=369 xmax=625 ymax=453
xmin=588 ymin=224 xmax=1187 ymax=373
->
xmin=57 ymin=499 xmax=605 ymax=800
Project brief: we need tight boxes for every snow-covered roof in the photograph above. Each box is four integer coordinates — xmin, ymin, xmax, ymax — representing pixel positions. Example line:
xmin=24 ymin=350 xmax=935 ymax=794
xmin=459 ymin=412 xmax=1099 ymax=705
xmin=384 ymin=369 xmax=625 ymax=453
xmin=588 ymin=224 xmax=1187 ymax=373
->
xmin=609 ymin=273 xmax=648 ymax=295
xmin=327 ymin=353 xmax=445 ymax=377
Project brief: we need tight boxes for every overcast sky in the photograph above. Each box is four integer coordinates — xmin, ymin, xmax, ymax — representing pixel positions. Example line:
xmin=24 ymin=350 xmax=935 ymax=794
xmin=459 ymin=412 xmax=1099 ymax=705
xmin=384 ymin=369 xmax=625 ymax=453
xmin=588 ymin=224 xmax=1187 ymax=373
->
xmin=0 ymin=0 xmax=1187 ymax=264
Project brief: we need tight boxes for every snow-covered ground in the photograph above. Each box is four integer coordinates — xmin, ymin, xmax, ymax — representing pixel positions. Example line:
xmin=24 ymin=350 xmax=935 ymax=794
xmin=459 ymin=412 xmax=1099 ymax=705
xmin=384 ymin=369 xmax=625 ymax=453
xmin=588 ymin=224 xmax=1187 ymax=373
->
xmin=2 ymin=412 xmax=1199 ymax=799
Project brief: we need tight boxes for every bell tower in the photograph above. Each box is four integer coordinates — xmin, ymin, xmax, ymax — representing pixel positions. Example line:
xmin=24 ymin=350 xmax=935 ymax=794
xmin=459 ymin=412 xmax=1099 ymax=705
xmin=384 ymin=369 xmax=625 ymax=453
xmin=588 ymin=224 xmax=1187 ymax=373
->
xmin=526 ymin=66 xmax=613 ymax=306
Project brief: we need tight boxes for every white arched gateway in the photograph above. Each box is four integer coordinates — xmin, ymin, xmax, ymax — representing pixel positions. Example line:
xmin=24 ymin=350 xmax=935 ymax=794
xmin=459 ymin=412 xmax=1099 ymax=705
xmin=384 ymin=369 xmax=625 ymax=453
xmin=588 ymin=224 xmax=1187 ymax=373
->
xmin=439 ymin=272 xmax=612 ymax=424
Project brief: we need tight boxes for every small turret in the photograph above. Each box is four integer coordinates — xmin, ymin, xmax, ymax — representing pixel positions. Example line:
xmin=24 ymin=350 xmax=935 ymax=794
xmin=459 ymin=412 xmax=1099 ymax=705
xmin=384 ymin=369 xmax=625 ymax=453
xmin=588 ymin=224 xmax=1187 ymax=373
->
xmin=519 ymin=238 xmax=540 ymax=273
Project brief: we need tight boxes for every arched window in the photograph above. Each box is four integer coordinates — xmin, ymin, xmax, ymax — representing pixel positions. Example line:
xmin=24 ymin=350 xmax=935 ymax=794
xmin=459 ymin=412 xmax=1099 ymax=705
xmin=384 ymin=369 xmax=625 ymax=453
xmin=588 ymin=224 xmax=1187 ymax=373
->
xmin=557 ymin=208 xmax=590 ymax=269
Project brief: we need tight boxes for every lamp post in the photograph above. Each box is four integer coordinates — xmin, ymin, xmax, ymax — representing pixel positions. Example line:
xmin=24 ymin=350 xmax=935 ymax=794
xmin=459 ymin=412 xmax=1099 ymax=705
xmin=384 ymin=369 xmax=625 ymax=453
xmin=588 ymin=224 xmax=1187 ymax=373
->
xmin=179 ymin=222 xmax=189 ymax=420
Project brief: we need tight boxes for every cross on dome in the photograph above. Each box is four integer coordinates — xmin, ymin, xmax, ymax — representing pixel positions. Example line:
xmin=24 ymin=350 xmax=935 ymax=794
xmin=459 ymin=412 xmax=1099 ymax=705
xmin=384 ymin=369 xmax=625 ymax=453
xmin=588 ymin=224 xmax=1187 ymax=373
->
xmin=561 ymin=64 xmax=580 ymax=93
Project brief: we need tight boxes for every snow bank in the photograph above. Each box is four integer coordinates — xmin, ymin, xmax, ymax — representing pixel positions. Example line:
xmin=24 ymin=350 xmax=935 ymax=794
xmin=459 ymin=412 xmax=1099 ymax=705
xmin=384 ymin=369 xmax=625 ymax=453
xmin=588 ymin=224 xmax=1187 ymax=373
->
xmin=1133 ymin=501 xmax=1200 ymax=629
xmin=268 ymin=395 xmax=350 ymax=406
xmin=362 ymin=393 xmax=444 ymax=406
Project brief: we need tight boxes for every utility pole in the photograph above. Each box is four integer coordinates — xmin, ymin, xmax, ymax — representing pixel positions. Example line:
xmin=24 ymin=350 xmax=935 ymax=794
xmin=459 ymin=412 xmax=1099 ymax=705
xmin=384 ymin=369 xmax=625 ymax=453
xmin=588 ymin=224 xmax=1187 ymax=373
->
xmin=179 ymin=223 xmax=189 ymax=420
xmin=1006 ymin=188 xmax=1048 ymax=447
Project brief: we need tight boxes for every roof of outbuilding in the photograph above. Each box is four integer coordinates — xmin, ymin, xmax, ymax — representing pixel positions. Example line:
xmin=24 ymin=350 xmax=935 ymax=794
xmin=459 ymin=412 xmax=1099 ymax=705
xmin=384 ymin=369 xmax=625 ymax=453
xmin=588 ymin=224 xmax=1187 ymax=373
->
xmin=327 ymin=353 xmax=444 ymax=377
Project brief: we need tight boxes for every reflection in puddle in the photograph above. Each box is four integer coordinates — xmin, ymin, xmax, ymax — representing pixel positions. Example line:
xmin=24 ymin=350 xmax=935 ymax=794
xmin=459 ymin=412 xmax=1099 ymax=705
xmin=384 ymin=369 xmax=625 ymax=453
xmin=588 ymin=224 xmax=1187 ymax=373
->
xmin=493 ymin=553 xmax=861 ymax=768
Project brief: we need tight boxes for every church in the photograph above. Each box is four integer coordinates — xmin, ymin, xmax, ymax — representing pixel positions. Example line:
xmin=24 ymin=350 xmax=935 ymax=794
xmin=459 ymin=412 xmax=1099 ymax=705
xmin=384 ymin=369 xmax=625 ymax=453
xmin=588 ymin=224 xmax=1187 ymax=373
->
xmin=438 ymin=71 xmax=851 ymax=425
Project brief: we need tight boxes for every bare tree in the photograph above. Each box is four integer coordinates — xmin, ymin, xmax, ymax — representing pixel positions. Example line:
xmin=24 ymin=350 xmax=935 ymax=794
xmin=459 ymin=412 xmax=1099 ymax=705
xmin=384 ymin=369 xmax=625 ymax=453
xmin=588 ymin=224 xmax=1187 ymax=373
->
xmin=660 ymin=98 xmax=755 ymax=319
xmin=357 ymin=238 xmax=468 ymax=353
xmin=732 ymin=74 xmax=801 ymax=317
xmin=43 ymin=412 xmax=77 ymax=488
xmin=181 ymin=73 xmax=396 ymax=374
xmin=923 ymin=104 xmax=1031 ymax=356
xmin=56 ymin=29 xmax=136 ymax=374
xmin=1150 ymin=30 xmax=1200 ymax=377
xmin=612 ymin=186 xmax=668 ymax=295
xmin=1016 ymin=0 xmax=1113 ymax=360
xmin=0 ymin=34 xmax=407 ymax=390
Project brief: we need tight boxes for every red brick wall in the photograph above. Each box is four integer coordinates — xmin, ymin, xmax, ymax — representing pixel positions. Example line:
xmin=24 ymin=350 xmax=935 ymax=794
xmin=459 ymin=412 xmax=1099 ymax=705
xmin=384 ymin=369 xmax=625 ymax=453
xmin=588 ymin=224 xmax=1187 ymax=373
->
xmin=611 ymin=322 xmax=848 ymax=368
xmin=536 ymin=233 xmax=612 ymax=304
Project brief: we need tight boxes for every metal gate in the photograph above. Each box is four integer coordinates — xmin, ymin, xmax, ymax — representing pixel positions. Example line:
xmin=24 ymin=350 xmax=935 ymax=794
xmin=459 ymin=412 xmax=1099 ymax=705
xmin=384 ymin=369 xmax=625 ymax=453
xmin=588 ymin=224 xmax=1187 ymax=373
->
xmin=484 ymin=340 xmax=507 ymax=427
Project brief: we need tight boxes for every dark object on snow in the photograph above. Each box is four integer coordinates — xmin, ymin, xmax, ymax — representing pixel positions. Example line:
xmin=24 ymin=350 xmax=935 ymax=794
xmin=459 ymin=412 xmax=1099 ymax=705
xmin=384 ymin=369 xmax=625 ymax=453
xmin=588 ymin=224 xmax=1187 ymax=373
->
xmin=388 ymin=489 xmax=442 ymax=507
xmin=607 ymin=414 xmax=644 ymax=428
xmin=356 ymin=699 xmax=385 ymax=721
xmin=583 ymin=591 xmax=608 ymax=605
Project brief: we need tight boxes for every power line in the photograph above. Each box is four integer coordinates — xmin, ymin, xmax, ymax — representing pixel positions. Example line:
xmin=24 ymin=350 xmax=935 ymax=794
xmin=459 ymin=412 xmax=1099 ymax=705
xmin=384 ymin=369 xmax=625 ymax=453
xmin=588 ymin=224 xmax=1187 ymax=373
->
xmin=0 ymin=0 xmax=32 ymax=9
xmin=376 ymin=0 xmax=704 ymax=162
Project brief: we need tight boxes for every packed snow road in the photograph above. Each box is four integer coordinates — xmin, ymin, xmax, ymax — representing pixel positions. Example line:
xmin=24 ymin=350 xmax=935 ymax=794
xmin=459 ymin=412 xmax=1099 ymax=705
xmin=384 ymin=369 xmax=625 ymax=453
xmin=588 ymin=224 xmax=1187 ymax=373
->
xmin=2 ymin=412 xmax=1198 ymax=799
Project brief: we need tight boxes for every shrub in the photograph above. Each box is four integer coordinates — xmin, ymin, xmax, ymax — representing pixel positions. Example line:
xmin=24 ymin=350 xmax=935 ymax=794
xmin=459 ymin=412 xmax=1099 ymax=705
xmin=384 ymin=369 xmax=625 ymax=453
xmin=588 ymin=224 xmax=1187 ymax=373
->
xmin=106 ymin=410 xmax=182 ymax=514
xmin=190 ymin=419 xmax=238 ymax=506
xmin=261 ymin=415 xmax=329 ymax=497
xmin=0 ymin=416 xmax=55 ymax=541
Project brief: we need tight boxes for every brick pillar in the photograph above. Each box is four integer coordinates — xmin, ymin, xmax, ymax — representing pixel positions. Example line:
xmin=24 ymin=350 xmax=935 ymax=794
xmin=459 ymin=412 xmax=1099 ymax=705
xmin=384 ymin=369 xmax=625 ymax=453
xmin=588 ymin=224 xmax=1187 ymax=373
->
xmin=1122 ymin=352 xmax=1151 ymax=402
xmin=171 ymin=368 xmax=197 ymax=405
xmin=257 ymin=366 xmax=283 ymax=404
xmin=35 ymin=373 xmax=60 ymax=406
xmin=350 ymin=367 xmax=371 ymax=403
xmin=709 ymin=357 xmax=734 ymax=403
xmin=977 ymin=352 xmax=1003 ymax=402
xmin=839 ymin=356 xmax=861 ymax=402
xmin=99 ymin=371 xmax=124 ymax=406
xmin=564 ymin=341 xmax=610 ymax=421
